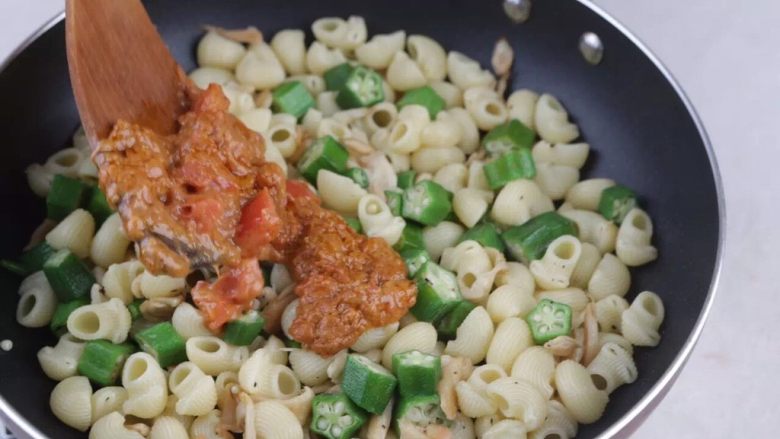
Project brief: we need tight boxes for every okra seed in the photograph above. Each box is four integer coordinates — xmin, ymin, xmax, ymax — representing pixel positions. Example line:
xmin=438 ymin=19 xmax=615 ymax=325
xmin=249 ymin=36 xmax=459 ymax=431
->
xmin=332 ymin=426 xmax=343 ymax=436
xmin=338 ymin=415 xmax=353 ymax=426
xmin=334 ymin=401 xmax=345 ymax=414
xmin=317 ymin=418 xmax=329 ymax=430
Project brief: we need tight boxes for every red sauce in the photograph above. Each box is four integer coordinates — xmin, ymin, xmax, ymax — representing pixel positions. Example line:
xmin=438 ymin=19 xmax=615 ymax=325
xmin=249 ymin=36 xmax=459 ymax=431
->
xmin=96 ymin=84 xmax=416 ymax=355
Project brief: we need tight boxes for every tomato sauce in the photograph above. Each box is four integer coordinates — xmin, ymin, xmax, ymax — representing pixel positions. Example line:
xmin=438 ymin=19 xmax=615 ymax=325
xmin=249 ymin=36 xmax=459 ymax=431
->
xmin=96 ymin=83 xmax=416 ymax=355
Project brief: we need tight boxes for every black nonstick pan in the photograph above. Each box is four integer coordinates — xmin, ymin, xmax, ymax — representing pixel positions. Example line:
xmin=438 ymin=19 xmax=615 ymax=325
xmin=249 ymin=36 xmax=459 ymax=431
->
xmin=0 ymin=0 xmax=724 ymax=438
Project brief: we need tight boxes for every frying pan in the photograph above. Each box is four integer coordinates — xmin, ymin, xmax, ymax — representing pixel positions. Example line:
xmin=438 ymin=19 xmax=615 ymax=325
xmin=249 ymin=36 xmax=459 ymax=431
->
xmin=0 ymin=0 xmax=724 ymax=437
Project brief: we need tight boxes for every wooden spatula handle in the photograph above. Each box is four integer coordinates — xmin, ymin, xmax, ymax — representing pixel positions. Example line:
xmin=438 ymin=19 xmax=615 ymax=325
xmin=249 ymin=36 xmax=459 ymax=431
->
xmin=66 ymin=0 xmax=187 ymax=148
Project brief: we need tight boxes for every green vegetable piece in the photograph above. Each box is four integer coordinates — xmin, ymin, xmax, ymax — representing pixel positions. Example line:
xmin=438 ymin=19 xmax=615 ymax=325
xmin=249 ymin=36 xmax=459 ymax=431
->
xmin=343 ymin=216 xmax=363 ymax=233
xmin=0 ymin=259 xmax=28 ymax=276
xmin=47 ymin=175 xmax=87 ymax=221
xmin=284 ymin=338 xmax=302 ymax=349
xmin=133 ymin=322 xmax=187 ymax=368
xmin=43 ymin=249 xmax=95 ymax=302
xmin=436 ymin=300 xmax=477 ymax=339
xmin=402 ymin=180 xmax=452 ymax=226
xmin=336 ymin=66 xmax=385 ymax=109
xmin=482 ymin=119 xmax=536 ymax=156
xmin=78 ymin=340 xmax=135 ymax=386
xmin=323 ymin=62 xmax=354 ymax=91
xmin=598 ymin=185 xmax=637 ymax=224
xmin=501 ymin=212 xmax=578 ymax=263
xmin=392 ymin=350 xmax=442 ymax=398
xmin=385 ymin=190 xmax=403 ymax=217
xmin=400 ymin=248 xmax=430 ymax=278
xmin=411 ymin=261 xmax=462 ymax=323
xmin=397 ymin=170 xmax=417 ymax=190
xmin=344 ymin=167 xmax=369 ymax=189
xmin=526 ymin=299 xmax=572 ymax=344
xmin=483 ymin=148 xmax=536 ymax=190
xmin=341 ymin=354 xmax=397 ymax=414
xmin=397 ymin=86 xmax=446 ymax=119
xmin=311 ymin=392 xmax=368 ymax=439
xmin=85 ymin=186 xmax=114 ymax=226
xmin=19 ymin=241 xmax=57 ymax=274
xmin=223 ymin=311 xmax=265 ymax=346
xmin=298 ymin=135 xmax=349 ymax=184
xmin=394 ymin=394 xmax=448 ymax=434
xmin=127 ymin=299 xmax=143 ymax=321
xmin=50 ymin=298 xmax=90 ymax=333
xmin=272 ymin=81 xmax=316 ymax=119
xmin=458 ymin=223 xmax=505 ymax=252
xmin=393 ymin=223 xmax=425 ymax=253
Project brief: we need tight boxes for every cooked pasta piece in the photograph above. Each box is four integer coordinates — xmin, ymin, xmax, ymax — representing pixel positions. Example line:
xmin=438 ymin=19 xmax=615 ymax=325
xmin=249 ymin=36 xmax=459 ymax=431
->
xmin=534 ymin=94 xmax=579 ymax=144
xmin=407 ymin=35 xmax=447 ymax=81
xmin=560 ymin=209 xmax=618 ymax=254
xmin=491 ymin=180 xmax=554 ymax=227
xmin=46 ymin=208 xmax=95 ymax=258
xmin=534 ymin=163 xmax=580 ymax=201
xmin=554 ymin=360 xmax=608 ymax=424
xmin=448 ymin=108 xmax=480 ymax=154
xmin=26 ymin=163 xmax=55 ymax=197
xmin=91 ymin=386 xmax=128 ymax=424
xmin=494 ymin=262 xmax=536 ymax=292
xmin=89 ymin=412 xmax=145 ymax=439
xmin=474 ymin=414 xmax=505 ymax=438
xmin=254 ymin=400 xmax=304 ymax=439
xmin=447 ymin=52 xmax=495 ymax=90
xmin=317 ymin=169 xmax=367 ymax=215
xmin=189 ymin=410 xmax=229 ymax=439
xmin=235 ymin=44 xmax=286 ymax=90
xmin=44 ymin=147 xmax=87 ymax=178
xmin=281 ymin=299 xmax=298 ymax=339
xmin=271 ymin=30 xmax=307 ymax=75
xmin=289 ymin=349 xmax=332 ymax=386
xmin=171 ymin=302 xmax=212 ymax=339
xmin=351 ymin=322 xmax=399 ymax=352
xmin=507 ymin=89 xmax=539 ymax=130
xmin=102 ymin=260 xmax=145 ymax=304
xmin=267 ymin=114 xmax=299 ymax=157
xmin=569 ymin=242 xmax=601 ymax=289
xmin=485 ymin=377 xmax=547 ymax=430
xmin=67 ymin=298 xmax=132 ymax=343
xmin=307 ymin=41 xmax=347 ymax=75
xmin=50 ymin=376 xmax=92 ymax=431
xmin=530 ymin=236 xmax=582 ymax=290
xmin=131 ymin=270 xmax=185 ymax=299
xmin=528 ymin=400 xmax=578 ymax=439
xmin=381 ymin=321 xmax=438 ymax=369
xmin=384 ymin=105 xmax=430 ymax=154
xmin=355 ymin=30 xmax=406 ymax=69
xmin=357 ymin=194 xmax=405 ymax=246
xmin=486 ymin=317 xmax=533 ymax=373
xmin=89 ymin=213 xmax=131 ymax=268
xmin=616 ymin=208 xmax=658 ymax=266
xmin=122 ymin=352 xmax=168 ymax=419
xmin=16 ymin=271 xmax=57 ymax=327
xmin=594 ymin=295 xmax=629 ymax=333
xmin=363 ymin=102 xmax=398 ymax=135
xmin=452 ymin=188 xmax=492 ymax=228
xmin=38 ymin=333 xmax=86 ymax=381
xmin=509 ymin=346 xmax=555 ymax=400
xmin=565 ymin=178 xmax=615 ymax=212
xmin=482 ymin=419 xmax=527 ymax=439
xmin=276 ymin=386 xmax=315 ymax=424
xmin=186 ymin=336 xmax=249 ymax=375
xmin=587 ymin=342 xmax=638 ymax=394
xmin=621 ymin=291 xmax=665 ymax=347
xmin=316 ymin=93 xmax=341 ymax=117
xmin=444 ymin=306 xmax=494 ymax=364
xmin=386 ymin=51 xmax=427 ymax=92
xmin=149 ymin=416 xmax=189 ymax=439
xmin=455 ymin=380 xmax=498 ymax=418
xmin=598 ymin=332 xmax=634 ymax=356
xmin=430 ymin=81 xmax=463 ymax=109
xmin=197 ymin=30 xmax=246 ymax=69
xmin=587 ymin=254 xmax=631 ymax=300
xmin=169 ymin=362 xmax=218 ymax=416
xmin=239 ymin=348 xmax=301 ymax=399
xmin=463 ymin=87 xmax=508 ymax=131
xmin=532 ymin=141 xmax=590 ymax=170
xmin=422 ymin=221 xmax=465 ymax=261
xmin=485 ymin=284 xmax=536 ymax=324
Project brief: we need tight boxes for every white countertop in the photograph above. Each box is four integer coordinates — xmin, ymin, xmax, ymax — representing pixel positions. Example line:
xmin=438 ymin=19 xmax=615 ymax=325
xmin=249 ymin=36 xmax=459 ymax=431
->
xmin=0 ymin=1 xmax=777 ymax=437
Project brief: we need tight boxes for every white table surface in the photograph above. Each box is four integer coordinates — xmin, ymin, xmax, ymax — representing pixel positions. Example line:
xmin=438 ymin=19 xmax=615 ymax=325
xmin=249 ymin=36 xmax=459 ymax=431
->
xmin=0 ymin=1 xmax=777 ymax=437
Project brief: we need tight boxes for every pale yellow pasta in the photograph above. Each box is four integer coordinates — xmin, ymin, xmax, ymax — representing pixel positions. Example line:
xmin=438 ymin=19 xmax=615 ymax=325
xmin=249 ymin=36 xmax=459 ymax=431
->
xmin=189 ymin=410 xmax=229 ymax=439
xmin=168 ymin=362 xmax=218 ymax=416
xmin=482 ymin=419 xmax=527 ymax=439
xmin=351 ymin=322 xmax=399 ymax=352
xmin=490 ymin=180 xmax=554 ymax=228
xmin=38 ymin=333 xmax=86 ymax=381
xmin=50 ymin=376 xmax=92 ymax=432
xmin=587 ymin=343 xmax=637 ymax=394
xmin=327 ymin=350 xmax=349 ymax=383
xmin=569 ymin=242 xmax=601 ymax=289
xmin=598 ymin=332 xmax=634 ymax=356
xmin=485 ymin=377 xmax=547 ymax=430
xmin=457 ymin=256 xmax=505 ymax=305
xmin=384 ymin=104 xmax=430 ymax=153
xmin=44 ymin=147 xmax=86 ymax=179
xmin=447 ymin=51 xmax=495 ymax=90
xmin=77 ymin=157 xmax=99 ymax=180
xmin=421 ymin=112 xmax=462 ymax=148
xmin=530 ymin=236 xmax=582 ymax=290
xmin=239 ymin=107 xmax=273 ymax=133
xmin=281 ymin=299 xmax=298 ymax=339
xmin=316 ymin=92 xmax=341 ymax=117
xmin=554 ymin=360 xmax=608 ymax=424
xmin=363 ymin=102 xmax=398 ymax=135
xmin=445 ymin=306 xmax=494 ymax=364
xmin=565 ymin=178 xmax=615 ymax=211
xmin=362 ymin=395 xmax=394 ymax=439
xmin=486 ymin=285 xmax=536 ymax=324
xmin=528 ymin=400 xmax=578 ymax=439
xmin=67 ymin=298 xmax=132 ymax=343
xmin=486 ymin=317 xmax=533 ymax=373
xmin=267 ymin=113 xmax=298 ymax=158
xmin=474 ymin=414 xmax=505 ymax=437
xmin=450 ymin=413 xmax=476 ymax=439
xmin=616 ymin=208 xmax=658 ymax=266
xmin=536 ymin=288 xmax=589 ymax=316
xmin=355 ymin=30 xmax=406 ymax=69
xmin=222 ymin=82 xmax=255 ymax=115
xmin=271 ymin=30 xmax=307 ymax=75
xmin=271 ymin=263 xmax=294 ymax=293
xmin=289 ymin=349 xmax=331 ymax=386
xmin=102 ymin=260 xmax=144 ymax=304
xmin=411 ymin=146 xmax=465 ymax=173
xmin=302 ymin=108 xmax=324 ymax=136
xmin=386 ymin=51 xmax=427 ymax=91
xmin=621 ymin=291 xmax=665 ymax=347
xmin=189 ymin=67 xmax=234 ymax=89
xmin=465 ymin=162 xmax=489 ymax=193
xmin=316 ymin=169 xmax=367 ymax=215
xmin=422 ymin=221 xmax=465 ymax=261
xmin=150 ymin=416 xmax=189 ymax=439
xmin=197 ymin=30 xmax=246 ymax=69
xmin=494 ymin=262 xmax=536 ymax=293
xmin=441 ymin=240 xmax=490 ymax=273
xmin=507 ymin=89 xmax=539 ymax=130
xmin=235 ymin=44 xmax=286 ymax=90
xmin=239 ymin=347 xmax=301 ymax=398
xmin=534 ymin=94 xmax=579 ymax=144
xmin=448 ymin=107 xmax=480 ymax=154
xmin=560 ymin=209 xmax=617 ymax=254
xmin=89 ymin=213 xmax=131 ymax=267
xmin=381 ymin=321 xmax=437 ymax=369
xmin=434 ymin=163 xmax=469 ymax=193
xmin=172 ymin=302 xmax=212 ymax=340
xmin=509 ymin=347 xmax=554 ymax=402
xmin=131 ymin=271 xmax=185 ymax=299
xmin=362 ymin=348 xmax=383 ymax=365
xmin=455 ymin=381 xmax=497 ymax=418
xmin=276 ymin=386 xmax=315 ymax=424
xmin=91 ymin=386 xmax=127 ymax=423
xmin=288 ymin=74 xmax=327 ymax=98
xmin=453 ymin=188 xmax=492 ymax=228
xmin=89 ymin=412 xmax=145 ymax=439
xmin=587 ymin=253 xmax=631 ymax=300
xmin=534 ymin=163 xmax=580 ymax=201
xmin=406 ymin=34 xmax=447 ymax=81
xmin=16 ymin=271 xmax=57 ymax=328
xmin=306 ymin=41 xmax=347 ymax=75
xmin=122 ymin=353 xmax=168 ymax=418
xmin=311 ymin=17 xmax=348 ymax=47
xmin=254 ymin=400 xmax=304 ymax=439
xmin=358 ymin=194 xmax=405 ymax=246
xmin=263 ymin=335 xmax=290 ymax=365
xmin=430 ymin=81 xmax=463 ymax=109
xmin=26 ymin=163 xmax=55 ymax=197
xmin=594 ymin=295 xmax=629 ymax=333
xmin=532 ymin=141 xmax=590 ymax=170
xmin=464 ymin=88 xmax=508 ymax=131
xmin=186 ymin=336 xmax=249 ymax=375
xmin=46 ymin=208 xmax=95 ymax=258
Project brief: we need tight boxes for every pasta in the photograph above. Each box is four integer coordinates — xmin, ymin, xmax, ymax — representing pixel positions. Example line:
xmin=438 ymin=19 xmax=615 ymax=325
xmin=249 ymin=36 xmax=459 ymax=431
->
xmin=235 ymin=44 xmax=286 ymax=90
xmin=569 ymin=242 xmax=601 ymax=289
xmin=189 ymin=410 xmax=227 ymax=439
xmin=455 ymin=380 xmax=497 ymax=418
xmin=357 ymin=194 xmax=406 ymax=246
xmin=495 ymin=262 xmax=536 ymax=293
xmin=317 ymin=169 xmax=367 ymax=215
xmin=168 ymin=362 xmax=219 ymax=416
xmin=131 ymin=270 xmax=185 ymax=299
xmin=270 ymin=30 xmax=307 ymax=75
xmin=587 ymin=343 xmax=638 ymax=394
xmin=434 ymin=163 xmax=469 ymax=193
xmin=91 ymin=386 xmax=128 ymax=423
xmin=187 ymin=336 xmax=249 ymax=375
xmin=122 ymin=352 xmax=168 ymax=418
xmin=430 ymin=81 xmax=463 ymax=109
xmin=507 ymin=89 xmax=539 ymax=129
xmin=486 ymin=317 xmax=533 ymax=373
xmin=485 ymin=377 xmax=547 ymax=430
xmin=621 ymin=291 xmax=665 ymax=347
xmin=355 ymin=30 xmax=406 ymax=69
xmin=554 ymin=360 xmax=608 ymax=424
xmin=411 ymin=146 xmax=466 ymax=174
xmin=386 ymin=51 xmax=427 ymax=91
xmin=616 ymin=208 xmax=658 ymax=266
xmin=407 ymin=35 xmax=447 ymax=81
xmin=534 ymin=162 xmax=580 ymax=201
xmin=421 ymin=113 xmax=462 ymax=149
xmin=449 ymin=107 xmax=481 ymax=154
xmin=102 ymin=260 xmax=145 ymax=304
xmin=38 ymin=334 xmax=86 ymax=381
xmin=90 ymin=213 xmax=131 ymax=267
xmin=50 ymin=376 xmax=93 ymax=431
xmin=422 ymin=221 xmax=465 ymax=261
xmin=510 ymin=346 xmax=556 ymax=399
xmin=197 ymin=30 xmax=247 ymax=69
xmin=587 ymin=254 xmax=631 ymax=300
xmin=485 ymin=284 xmax=537 ymax=324
xmin=463 ymin=87 xmax=508 ymax=131
xmin=482 ymin=419 xmax=527 ymax=439
xmin=89 ymin=412 xmax=145 ymax=439
xmin=534 ymin=94 xmax=579 ymax=144
xmin=16 ymin=271 xmax=57 ymax=327
xmin=254 ymin=400 xmax=304 ymax=439
xmin=171 ymin=302 xmax=213 ymax=339
xmin=447 ymin=51 xmax=495 ymax=90
xmin=444 ymin=306 xmax=494 ymax=364
xmin=594 ymin=295 xmax=629 ymax=333
xmin=67 ymin=298 xmax=132 ymax=343
xmin=150 ymin=417 xmax=190 ymax=439
xmin=528 ymin=400 xmax=578 ymax=439
xmin=532 ymin=141 xmax=590 ymax=169
xmin=46 ymin=208 xmax=95 ymax=258
xmin=530 ymin=236 xmax=582 ymax=290
xmin=452 ymin=188 xmax=492 ymax=228
xmin=381 ymin=321 xmax=438 ymax=369
xmin=267 ymin=114 xmax=298 ymax=157
xmin=565 ymin=178 xmax=615 ymax=211
xmin=491 ymin=180 xmax=554 ymax=227
xmin=289 ymin=349 xmax=332 ymax=386
xmin=350 ymin=322 xmax=399 ymax=352
xmin=560 ymin=209 xmax=618 ymax=254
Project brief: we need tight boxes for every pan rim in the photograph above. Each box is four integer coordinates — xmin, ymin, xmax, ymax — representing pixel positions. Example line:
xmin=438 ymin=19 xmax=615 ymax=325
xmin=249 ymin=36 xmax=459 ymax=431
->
xmin=0 ymin=3 xmax=726 ymax=438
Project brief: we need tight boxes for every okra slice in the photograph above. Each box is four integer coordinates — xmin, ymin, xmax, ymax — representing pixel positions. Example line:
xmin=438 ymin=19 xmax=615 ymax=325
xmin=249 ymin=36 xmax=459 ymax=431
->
xmin=50 ymin=298 xmax=90 ymax=333
xmin=336 ymin=66 xmax=385 ymax=109
xmin=397 ymin=170 xmax=417 ymax=190
xmin=323 ymin=62 xmax=354 ymax=91
xmin=482 ymin=119 xmax=536 ymax=156
xmin=400 ymin=248 xmax=430 ymax=278
xmin=393 ymin=223 xmax=425 ymax=253
xmin=392 ymin=350 xmax=442 ymax=398
xmin=78 ymin=340 xmax=135 ymax=386
xmin=224 ymin=311 xmax=265 ymax=346
xmin=385 ymin=189 xmax=403 ymax=217
xmin=341 ymin=354 xmax=397 ymax=414
xmin=297 ymin=135 xmax=349 ymax=183
xmin=43 ymin=249 xmax=95 ymax=302
xmin=525 ymin=299 xmax=573 ymax=344
xmin=458 ymin=222 xmax=505 ymax=252
xmin=19 ymin=241 xmax=57 ymax=274
xmin=501 ymin=212 xmax=578 ymax=263
xmin=436 ymin=300 xmax=477 ymax=339
xmin=598 ymin=185 xmax=637 ymax=224
xmin=396 ymin=86 xmax=446 ymax=119
xmin=482 ymin=147 xmax=536 ymax=190
xmin=310 ymin=392 xmax=368 ymax=439
xmin=85 ymin=186 xmax=114 ymax=226
xmin=344 ymin=167 xmax=370 ymax=189
xmin=394 ymin=394 xmax=449 ymax=434
xmin=46 ymin=174 xmax=87 ymax=221
xmin=127 ymin=299 xmax=144 ymax=321
xmin=411 ymin=261 xmax=462 ymax=323
xmin=343 ymin=216 xmax=363 ymax=233
xmin=272 ymin=80 xmax=316 ymax=119
xmin=402 ymin=180 xmax=453 ymax=226
xmin=133 ymin=322 xmax=187 ymax=368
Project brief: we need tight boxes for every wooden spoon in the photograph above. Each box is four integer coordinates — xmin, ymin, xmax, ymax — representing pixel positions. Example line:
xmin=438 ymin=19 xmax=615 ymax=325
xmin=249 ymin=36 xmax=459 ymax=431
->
xmin=66 ymin=0 xmax=188 ymax=148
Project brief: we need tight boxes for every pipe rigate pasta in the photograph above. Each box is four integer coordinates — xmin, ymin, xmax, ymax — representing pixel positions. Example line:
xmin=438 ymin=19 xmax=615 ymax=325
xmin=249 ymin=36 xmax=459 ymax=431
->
xmin=434 ymin=163 xmax=469 ymax=193
xmin=561 ymin=209 xmax=618 ymax=254
xmin=407 ymin=35 xmax=448 ymax=81
xmin=38 ymin=334 xmax=86 ymax=381
xmin=532 ymin=141 xmax=590 ymax=169
xmin=455 ymin=380 xmax=498 ymax=418
xmin=122 ymin=352 xmax=168 ymax=418
xmin=271 ymin=30 xmax=307 ymax=75
xmin=235 ymin=44 xmax=286 ymax=90
xmin=444 ymin=306 xmax=494 ymax=364
xmin=254 ymin=400 xmax=304 ymax=439
xmin=570 ymin=242 xmax=602 ymax=289
xmin=89 ymin=412 xmax=145 ymax=439
xmin=46 ymin=208 xmax=95 ymax=258
xmin=530 ymin=235 xmax=583 ymax=290
xmin=67 ymin=298 xmax=132 ymax=343
xmin=90 ymin=386 xmax=128 ymax=424
xmin=535 ymin=162 xmax=581 ymax=201
xmin=430 ymin=81 xmax=463 ymax=109
xmin=507 ymin=89 xmax=540 ymax=130
xmin=486 ymin=317 xmax=533 ymax=373
xmin=587 ymin=253 xmax=631 ymax=300
xmin=386 ymin=51 xmax=427 ymax=92
xmin=381 ymin=321 xmax=437 ymax=369
xmin=421 ymin=113 xmax=463 ymax=149
xmin=565 ymin=178 xmax=616 ymax=211
xmin=447 ymin=51 xmax=495 ymax=90
xmin=306 ymin=41 xmax=347 ymax=75
xmin=528 ymin=400 xmax=579 ymax=439
xmin=621 ymin=291 xmax=665 ymax=347
xmin=288 ymin=348 xmax=332 ymax=386
xmin=168 ymin=362 xmax=218 ymax=416
xmin=510 ymin=346 xmax=556 ymax=400
xmin=316 ymin=169 xmax=367 ymax=215
xmin=357 ymin=194 xmax=405 ymax=246
xmin=485 ymin=377 xmax=547 ymax=430
xmin=188 ymin=410 xmax=225 ymax=439
xmin=90 ymin=213 xmax=131 ymax=267
xmin=149 ymin=416 xmax=189 ymax=439
xmin=555 ymin=360 xmax=609 ymax=424
xmin=594 ymin=295 xmax=630 ymax=333
xmin=131 ymin=270 xmax=185 ymax=299
xmin=534 ymin=94 xmax=580 ymax=144
xmin=196 ymin=30 xmax=246 ymax=69
xmin=485 ymin=284 xmax=537 ymax=324
xmin=598 ymin=332 xmax=634 ymax=356
xmin=494 ymin=262 xmax=536 ymax=293
xmin=350 ymin=322 xmax=399 ymax=353
xmin=616 ymin=208 xmax=658 ymax=266
xmin=422 ymin=221 xmax=465 ymax=261
xmin=453 ymin=188 xmax=492 ymax=228
xmin=188 ymin=67 xmax=235 ymax=90
xmin=491 ymin=180 xmax=554 ymax=227
xmin=463 ymin=87 xmax=508 ymax=131
xmin=171 ymin=302 xmax=212 ymax=340
xmin=50 ymin=376 xmax=93 ymax=431
xmin=186 ymin=336 xmax=249 ymax=375
xmin=102 ymin=260 xmax=145 ymax=304
xmin=483 ymin=419 xmax=527 ymax=439
xmin=355 ymin=31 xmax=406 ymax=69
xmin=587 ymin=342 xmax=638 ymax=394
xmin=16 ymin=271 xmax=57 ymax=328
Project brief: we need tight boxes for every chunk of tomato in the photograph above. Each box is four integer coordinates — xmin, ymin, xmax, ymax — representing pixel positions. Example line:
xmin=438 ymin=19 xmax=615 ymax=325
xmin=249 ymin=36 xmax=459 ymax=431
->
xmin=191 ymin=259 xmax=264 ymax=331
xmin=286 ymin=179 xmax=319 ymax=203
xmin=235 ymin=189 xmax=282 ymax=255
